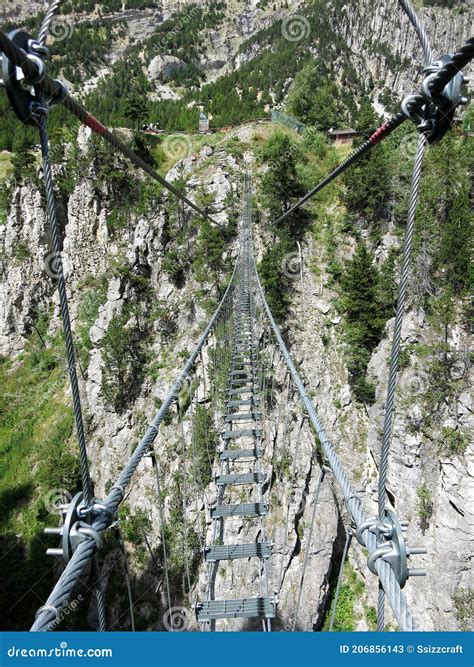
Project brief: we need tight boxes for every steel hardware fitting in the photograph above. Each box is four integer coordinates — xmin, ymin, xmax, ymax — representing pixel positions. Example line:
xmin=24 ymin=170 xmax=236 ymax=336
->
xmin=402 ymin=54 xmax=467 ymax=144
xmin=356 ymin=510 xmax=427 ymax=588
xmin=44 ymin=492 xmax=113 ymax=563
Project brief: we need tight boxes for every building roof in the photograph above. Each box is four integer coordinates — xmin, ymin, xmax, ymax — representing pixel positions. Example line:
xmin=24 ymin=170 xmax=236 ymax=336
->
xmin=328 ymin=128 xmax=357 ymax=135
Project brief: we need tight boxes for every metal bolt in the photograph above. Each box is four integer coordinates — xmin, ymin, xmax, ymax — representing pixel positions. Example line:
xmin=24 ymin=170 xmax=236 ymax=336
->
xmin=46 ymin=548 xmax=64 ymax=557
xmin=407 ymin=546 xmax=427 ymax=555
xmin=408 ymin=568 xmax=426 ymax=577
xmin=44 ymin=527 xmax=62 ymax=536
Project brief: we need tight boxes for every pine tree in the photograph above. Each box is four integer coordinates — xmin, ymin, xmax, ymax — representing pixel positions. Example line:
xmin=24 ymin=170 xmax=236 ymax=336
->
xmin=342 ymin=99 xmax=392 ymax=231
xmin=341 ymin=241 xmax=385 ymax=403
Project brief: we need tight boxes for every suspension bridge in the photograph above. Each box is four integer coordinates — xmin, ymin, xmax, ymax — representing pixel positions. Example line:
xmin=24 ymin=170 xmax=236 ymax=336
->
xmin=0 ymin=0 xmax=472 ymax=634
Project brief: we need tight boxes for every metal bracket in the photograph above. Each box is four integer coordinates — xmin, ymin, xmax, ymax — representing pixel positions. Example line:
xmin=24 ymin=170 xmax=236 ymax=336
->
xmin=44 ymin=492 xmax=111 ymax=563
xmin=1 ymin=30 xmax=41 ymax=126
xmin=401 ymin=54 xmax=467 ymax=144
xmin=1 ymin=29 xmax=69 ymax=124
xmin=358 ymin=511 xmax=427 ymax=589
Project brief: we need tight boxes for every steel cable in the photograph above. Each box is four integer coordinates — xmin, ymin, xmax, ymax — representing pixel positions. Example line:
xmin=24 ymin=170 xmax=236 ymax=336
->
xmin=398 ymin=0 xmax=434 ymax=67
xmin=38 ymin=0 xmax=64 ymax=47
xmin=377 ymin=133 xmax=428 ymax=630
xmin=31 ymin=265 xmax=238 ymax=631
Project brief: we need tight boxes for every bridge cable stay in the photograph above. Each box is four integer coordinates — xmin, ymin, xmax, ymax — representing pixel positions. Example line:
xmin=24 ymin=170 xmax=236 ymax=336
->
xmin=148 ymin=450 xmax=173 ymax=621
xmin=376 ymin=0 xmax=433 ymax=631
xmin=0 ymin=27 xmax=470 ymax=233
xmin=0 ymin=0 xmax=467 ymax=633
xmin=251 ymin=227 xmax=418 ymax=631
xmin=31 ymin=266 xmax=238 ymax=631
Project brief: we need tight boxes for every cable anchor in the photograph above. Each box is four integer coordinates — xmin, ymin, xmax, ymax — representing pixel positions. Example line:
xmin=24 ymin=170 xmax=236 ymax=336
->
xmin=401 ymin=54 xmax=467 ymax=144
xmin=43 ymin=493 xmax=114 ymax=563
xmin=357 ymin=511 xmax=426 ymax=588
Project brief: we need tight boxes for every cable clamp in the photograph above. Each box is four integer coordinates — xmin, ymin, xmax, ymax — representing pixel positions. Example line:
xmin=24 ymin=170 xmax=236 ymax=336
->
xmin=363 ymin=510 xmax=427 ymax=589
xmin=49 ymin=79 xmax=68 ymax=105
xmin=77 ymin=499 xmax=115 ymax=528
xmin=35 ymin=604 xmax=60 ymax=620
xmin=27 ymin=38 xmax=49 ymax=61
xmin=24 ymin=53 xmax=45 ymax=85
xmin=43 ymin=493 xmax=112 ymax=563
xmin=401 ymin=54 xmax=467 ymax=144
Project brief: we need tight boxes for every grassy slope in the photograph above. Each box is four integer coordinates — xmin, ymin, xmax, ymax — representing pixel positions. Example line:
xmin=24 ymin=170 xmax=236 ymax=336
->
xmin=0 ymin=334 xmax=81 ymax=629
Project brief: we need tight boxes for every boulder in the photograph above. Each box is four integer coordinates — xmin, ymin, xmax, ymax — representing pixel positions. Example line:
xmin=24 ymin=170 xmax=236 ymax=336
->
xmin=148 ymin=55 xmax=187 ymax=81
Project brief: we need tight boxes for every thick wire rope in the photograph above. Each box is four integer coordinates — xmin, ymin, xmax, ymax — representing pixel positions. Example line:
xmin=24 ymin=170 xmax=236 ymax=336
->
xmin=177 ymin=400 xmax=192 ymax=595
xmin=149 ymin=449 xmax=172 ymax=624
xmin=377 ymin=133 xmax=428 ymax=630
xmin=38 ymin=0 xmax=63 ymax=47
xmin=398 ymin=0 xmax=434 ymax=67
xmin=252 ymin=237 xmax=416 ymax=632
xmin=32 ymin=268 xmax=237 ymax=631
xmin=36 ymin=97 xmax=107 ymax=632
xmin=36 ymin=103 xmax=93 ymax=506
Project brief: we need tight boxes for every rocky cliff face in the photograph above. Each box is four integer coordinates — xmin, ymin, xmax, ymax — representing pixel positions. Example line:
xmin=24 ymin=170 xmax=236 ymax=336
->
xmin=0 ymin=0 xmax=472 ymax=633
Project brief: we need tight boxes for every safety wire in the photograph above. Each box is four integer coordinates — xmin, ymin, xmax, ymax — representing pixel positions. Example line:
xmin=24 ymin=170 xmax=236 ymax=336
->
xmin=376 ymin=0 xmax=433 ymax=632
xmin=377 ymin=132 xmax=428 ymax=630
xmin=149 ymin=449 xmax=173 ymax=627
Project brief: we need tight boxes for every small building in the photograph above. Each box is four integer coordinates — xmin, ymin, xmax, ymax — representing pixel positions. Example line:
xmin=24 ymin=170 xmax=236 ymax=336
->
xmin=327 ymin=128 xmax=358 ymax=144
xmin=199 ymin=112 xmax=210 ymax=134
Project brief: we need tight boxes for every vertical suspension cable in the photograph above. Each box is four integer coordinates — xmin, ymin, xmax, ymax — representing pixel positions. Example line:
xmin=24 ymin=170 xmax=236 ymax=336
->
xmin=36 ymin=99 xmax=108 ymax=630
xmin=398 ymin=0 xmax=434 ymax=67
xmin=377 ymin=134 xmax=428 ymax=630
xmin=38 ymin=0 xmax=64 ymax=47
xmin=150 ymin=449 xmax=172 ymax=622
xmin=278 ymin=418 xmax=305 ymax=591
xmin=177 ymin=400 xmax=192 ymax=595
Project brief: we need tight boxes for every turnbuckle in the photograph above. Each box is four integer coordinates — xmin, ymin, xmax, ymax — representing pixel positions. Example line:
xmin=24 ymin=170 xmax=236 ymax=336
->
xmin=44 ymin=492 xmax=114 ymax=563
xmin=401 ymin=54 xmax=468 ymax=144
xmin=356 ymin=510 xmax=426 ymax=588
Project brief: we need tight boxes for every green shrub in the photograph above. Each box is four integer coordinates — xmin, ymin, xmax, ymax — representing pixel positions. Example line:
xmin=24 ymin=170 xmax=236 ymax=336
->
xmin=417 ymin=483 xmax=433 ymax=531
xmin=439 ymin=426 xmax=469 ymax=457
